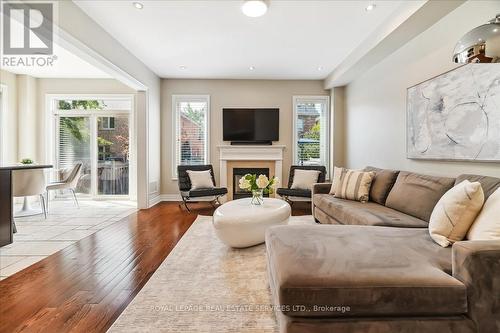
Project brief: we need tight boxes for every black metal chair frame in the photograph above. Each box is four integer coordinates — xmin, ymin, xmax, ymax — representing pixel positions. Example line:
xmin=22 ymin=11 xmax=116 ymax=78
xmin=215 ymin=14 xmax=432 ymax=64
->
xmin=277 ymin=165 xmax=327 ymax=204
xmin=177 ymin=165 xmax=227 ymax=212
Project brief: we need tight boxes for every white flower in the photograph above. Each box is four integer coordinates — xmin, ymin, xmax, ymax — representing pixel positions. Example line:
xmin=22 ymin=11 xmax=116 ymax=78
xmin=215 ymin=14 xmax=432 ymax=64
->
xmin=239 ymin=177 xmax=251 ymax=189
xmin=256 ymin=174 xmax=269 ymax=189
xmin=272 ymin=177 xmax=280 ymax=187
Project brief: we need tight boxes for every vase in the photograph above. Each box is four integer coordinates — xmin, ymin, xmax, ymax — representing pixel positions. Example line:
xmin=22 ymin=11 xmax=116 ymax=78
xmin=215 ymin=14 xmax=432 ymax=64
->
xmin=251 ymin=189 xmax=264 ymax=205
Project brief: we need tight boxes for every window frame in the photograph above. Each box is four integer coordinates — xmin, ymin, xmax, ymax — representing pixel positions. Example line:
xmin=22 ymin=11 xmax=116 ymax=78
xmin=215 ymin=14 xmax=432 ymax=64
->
xmin=0 ymin=84 xmax=6 ymax=164
xmin=292 ymin=95 xmax=330 ymax=177
xmin=171 ymin=94 xmax=210 ymax=179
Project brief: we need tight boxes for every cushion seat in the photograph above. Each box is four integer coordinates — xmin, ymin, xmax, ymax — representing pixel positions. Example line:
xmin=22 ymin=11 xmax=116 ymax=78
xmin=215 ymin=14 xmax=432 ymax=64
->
xmin=313 ymin=194 xmax=428 ymax=228
xmin=184 ymin=187 xmax=227 ymax=198
xmin=266 ymin=225 xmax=467 ymax=318
xmin=277 ymin=188 xmax=311 ymax=198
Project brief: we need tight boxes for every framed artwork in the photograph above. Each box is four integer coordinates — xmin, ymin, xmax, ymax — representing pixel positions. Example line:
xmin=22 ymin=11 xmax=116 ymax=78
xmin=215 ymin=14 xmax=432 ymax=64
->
xmin=407 ymin=64 xmax=500 ymax=161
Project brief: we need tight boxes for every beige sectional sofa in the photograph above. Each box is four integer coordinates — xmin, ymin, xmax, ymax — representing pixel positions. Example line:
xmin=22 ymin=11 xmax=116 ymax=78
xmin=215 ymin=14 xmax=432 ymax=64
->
xmin=266 ymin=167 xmax=500 ymax=333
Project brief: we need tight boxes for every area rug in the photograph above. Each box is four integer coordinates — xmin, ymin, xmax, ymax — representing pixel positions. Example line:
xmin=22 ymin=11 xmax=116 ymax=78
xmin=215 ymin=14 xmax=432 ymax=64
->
xmin=108 ymin=214 xmax=315 ymax=333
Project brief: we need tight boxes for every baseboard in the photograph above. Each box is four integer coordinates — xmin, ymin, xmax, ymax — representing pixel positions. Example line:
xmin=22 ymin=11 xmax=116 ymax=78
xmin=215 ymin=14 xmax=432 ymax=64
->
xmin=148 ymin=194 xmax=162 ymax=207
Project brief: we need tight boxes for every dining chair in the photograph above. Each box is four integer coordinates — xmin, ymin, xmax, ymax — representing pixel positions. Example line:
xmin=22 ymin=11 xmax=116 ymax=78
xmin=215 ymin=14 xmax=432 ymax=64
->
xmin=12 ymin=169 xmax=47 ymax=219
xmin=46 ymin=162 xmax=83 ymax=211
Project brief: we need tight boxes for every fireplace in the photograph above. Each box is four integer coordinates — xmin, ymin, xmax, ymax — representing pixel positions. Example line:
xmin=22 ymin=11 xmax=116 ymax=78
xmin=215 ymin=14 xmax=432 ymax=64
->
xmin=233 ymin=168 xmax=270 ymax=199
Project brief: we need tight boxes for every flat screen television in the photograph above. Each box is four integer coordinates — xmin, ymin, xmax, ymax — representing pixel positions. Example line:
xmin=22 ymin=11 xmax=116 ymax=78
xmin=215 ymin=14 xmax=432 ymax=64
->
xmin=223 ymin=108 xmax=279 ymax=144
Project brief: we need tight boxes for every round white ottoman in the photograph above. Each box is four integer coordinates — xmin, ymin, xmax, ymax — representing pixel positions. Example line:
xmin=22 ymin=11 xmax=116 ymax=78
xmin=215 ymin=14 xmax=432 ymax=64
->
xmin=213 ymin=198 xmax=291 ymax=248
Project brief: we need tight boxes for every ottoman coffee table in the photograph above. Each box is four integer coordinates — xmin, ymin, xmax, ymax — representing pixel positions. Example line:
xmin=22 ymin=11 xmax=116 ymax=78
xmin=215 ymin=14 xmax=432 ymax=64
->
xmin=213 ymin=198 xmax=291 ymax=248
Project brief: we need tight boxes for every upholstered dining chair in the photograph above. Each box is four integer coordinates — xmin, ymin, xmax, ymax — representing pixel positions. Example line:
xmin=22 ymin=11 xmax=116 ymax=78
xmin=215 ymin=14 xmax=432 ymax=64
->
xmin=12 ymin=169 xmax=47 ymax=219
xmin=46 ymin=162 xmax=83 ymax=211
xmin=177 ymin=165 xmax=227 ymax=212
xmin=277 ymin=165 xmax=327 ymax=204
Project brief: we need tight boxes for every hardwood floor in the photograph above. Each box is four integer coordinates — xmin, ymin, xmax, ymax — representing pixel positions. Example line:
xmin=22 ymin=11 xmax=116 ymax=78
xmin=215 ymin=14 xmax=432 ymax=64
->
xmin=0 ymin=201 xmax=311 ymax=333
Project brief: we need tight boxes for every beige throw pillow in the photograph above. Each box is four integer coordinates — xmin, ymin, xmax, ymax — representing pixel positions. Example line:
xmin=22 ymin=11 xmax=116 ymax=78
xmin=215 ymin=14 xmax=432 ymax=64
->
xmin=429 ymin=180 xmax=484 ymax=247
xmin=333 ymin=168 xmax=375 ymax=203
xmin=467 ymin=187 xmax=500 ymax=241
xmin=290 ymin=169 xmax=321 ymax=190
xmin=329 ymin=166 xmax=343 ymax=195
xmin=186 ymin=170 xmax=214 ymax=190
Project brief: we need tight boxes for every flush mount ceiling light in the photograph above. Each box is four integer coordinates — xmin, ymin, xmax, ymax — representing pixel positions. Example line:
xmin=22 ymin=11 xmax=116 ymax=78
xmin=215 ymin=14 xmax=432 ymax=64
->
xmin=453 ymin=14 xmax=500 ymax=63
xmin=242 ymin=0 xmax=268 ymax=18
xmin=133 ymin=2 xmax=143 ymax=9
xmin=179 ymin=65 xmax=187 ymax=70
xmin=249 ymin=66 xmax=255 ymax=70
xmin=365 ymin=4 xmax=376 ymax=12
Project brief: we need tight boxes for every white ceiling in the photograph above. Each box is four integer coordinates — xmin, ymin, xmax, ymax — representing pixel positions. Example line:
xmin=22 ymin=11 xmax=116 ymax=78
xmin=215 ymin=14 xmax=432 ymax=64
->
xmin=75 ymin=0 xmax=422 ymax=80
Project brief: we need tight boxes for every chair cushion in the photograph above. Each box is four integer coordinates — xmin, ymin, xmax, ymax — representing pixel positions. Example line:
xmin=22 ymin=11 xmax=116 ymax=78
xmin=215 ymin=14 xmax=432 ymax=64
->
xmin=186 ymin=170 xmax=214 ymax=190
xmin=266 ymin=225 xmax=467 ymax=318
xmin=313 ymin=194 xmax=428 ymax=228
xmin=455 ymin=174 xmax=500 ymax=200
xmin=187 ymin=187 xmax=227 ymax=198
xmin=386 ymin=171 xmax=455 ymax=222
xmin=290 ymin=169 xmax=321 ymax=190
xmin=364 ymin=166 xmax=400 ymax=205
xmin=277 ymin=188 xmax=311 ymax=198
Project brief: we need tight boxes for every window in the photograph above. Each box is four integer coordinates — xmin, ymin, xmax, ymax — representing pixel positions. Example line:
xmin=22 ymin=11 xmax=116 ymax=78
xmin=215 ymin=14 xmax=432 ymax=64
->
xmin=172 ymin=95 xmax=210 ymax=178
xmin=101 ymin=117 xmax=115 ymax=130
xmin=293 ymin=96 xmax=330 ymax=173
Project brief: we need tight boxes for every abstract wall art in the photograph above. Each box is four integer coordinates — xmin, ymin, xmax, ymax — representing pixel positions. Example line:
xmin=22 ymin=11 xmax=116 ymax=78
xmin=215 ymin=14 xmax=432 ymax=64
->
xmin=407 ymin=64 xmax=500 ymax=161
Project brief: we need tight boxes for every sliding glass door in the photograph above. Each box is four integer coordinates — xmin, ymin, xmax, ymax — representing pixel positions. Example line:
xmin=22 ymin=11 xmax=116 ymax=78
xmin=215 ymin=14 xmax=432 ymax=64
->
xmin=52 ymin=97 xmax=133 ymax=198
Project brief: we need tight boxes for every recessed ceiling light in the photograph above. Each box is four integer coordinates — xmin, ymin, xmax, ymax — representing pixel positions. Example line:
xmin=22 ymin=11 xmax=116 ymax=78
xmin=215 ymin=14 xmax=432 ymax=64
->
xmin=242 ymin=0 xmax=268 ymax=18
xmin=317 ymin=66 xmax=323 ymax=71
xmin=494 ymin=28 xmax=499 ymax=33
xmin=179 ymin=65 xmax=187 ymax=70
xmin=249 ymin=66 xmax=255 ymax=71
xmin=133 ymin=2 xmax=143 ymax=9
xmin=365 ymin=4 xmax=376 ymax=11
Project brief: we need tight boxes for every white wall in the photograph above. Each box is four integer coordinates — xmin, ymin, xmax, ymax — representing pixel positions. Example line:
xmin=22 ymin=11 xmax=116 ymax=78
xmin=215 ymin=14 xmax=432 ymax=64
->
xmin=56 ymin=0 xmax=161 ymax=207
xmin=0 ymin=70 xmax=18 ymax=164
xmin=344 ymin=1 xmax=500 ymax=178
xmin=161 ymin=79 xmax=328 ymax=195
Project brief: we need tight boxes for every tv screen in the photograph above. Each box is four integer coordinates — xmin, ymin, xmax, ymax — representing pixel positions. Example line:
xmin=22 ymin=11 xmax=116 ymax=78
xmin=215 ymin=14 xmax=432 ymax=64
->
xmin=223 ymin=108 xmax=279 ymax=143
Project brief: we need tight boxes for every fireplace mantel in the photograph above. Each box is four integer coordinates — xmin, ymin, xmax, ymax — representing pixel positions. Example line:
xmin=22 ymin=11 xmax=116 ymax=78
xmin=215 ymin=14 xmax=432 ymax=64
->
xmin=218 ymin=145 xmax=286 ymax=201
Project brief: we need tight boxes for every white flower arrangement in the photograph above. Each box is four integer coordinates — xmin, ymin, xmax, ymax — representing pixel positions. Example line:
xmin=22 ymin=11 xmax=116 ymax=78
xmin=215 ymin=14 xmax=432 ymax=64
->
xmin=238 ymin=174 xmax=279 ymax=195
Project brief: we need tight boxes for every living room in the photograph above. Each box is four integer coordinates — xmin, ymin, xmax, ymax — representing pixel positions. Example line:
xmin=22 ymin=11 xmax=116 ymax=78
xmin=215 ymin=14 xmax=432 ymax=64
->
xmin=1 ymin=1 xmax=499 ymax=332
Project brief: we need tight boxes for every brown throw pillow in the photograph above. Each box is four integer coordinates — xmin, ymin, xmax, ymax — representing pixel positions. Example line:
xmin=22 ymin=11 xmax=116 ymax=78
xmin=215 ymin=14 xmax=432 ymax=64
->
xmin=334 ymin=168 xmax=375 ymax=203
xmin=364 ymin=166 xmax=399 ymax=205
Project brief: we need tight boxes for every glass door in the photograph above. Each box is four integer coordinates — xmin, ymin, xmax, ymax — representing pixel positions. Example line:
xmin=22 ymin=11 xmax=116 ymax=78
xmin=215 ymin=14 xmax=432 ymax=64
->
xmin=52 ymin=97 xmax=132 ymax=199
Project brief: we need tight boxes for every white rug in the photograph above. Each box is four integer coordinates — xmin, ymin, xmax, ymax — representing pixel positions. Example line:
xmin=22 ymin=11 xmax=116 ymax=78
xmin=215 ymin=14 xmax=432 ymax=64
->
xmin=108 ymin=215 xmax=315 ymax=333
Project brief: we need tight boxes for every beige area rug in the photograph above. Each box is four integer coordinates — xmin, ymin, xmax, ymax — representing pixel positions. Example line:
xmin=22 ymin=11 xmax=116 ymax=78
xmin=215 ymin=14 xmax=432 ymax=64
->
xmin=108 ymin=214 xmax=315 ymax=333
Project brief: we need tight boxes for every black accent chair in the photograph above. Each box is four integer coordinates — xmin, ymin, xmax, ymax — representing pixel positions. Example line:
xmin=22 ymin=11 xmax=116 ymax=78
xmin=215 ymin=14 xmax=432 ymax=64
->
xmin=177 ymin=165 xmax=227 ymax=212
xmin=277 ymin=165 xmax=327 ymax=204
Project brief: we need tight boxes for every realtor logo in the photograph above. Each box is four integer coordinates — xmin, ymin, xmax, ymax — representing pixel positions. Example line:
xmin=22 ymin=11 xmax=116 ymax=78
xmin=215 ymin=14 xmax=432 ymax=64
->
xmin=2 ymin=2 xmax=53 ymax=55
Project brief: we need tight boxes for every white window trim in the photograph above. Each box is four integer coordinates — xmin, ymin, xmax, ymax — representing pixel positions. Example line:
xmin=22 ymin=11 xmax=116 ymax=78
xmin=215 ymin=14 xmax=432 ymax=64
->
xmin=171 ymin=94 xmax=210 ymax=180
xmin=292 ymin=95 xmax=331 ymax=177
xmin=0 ymin=84 xmax=6 ymax=164
xmin=45 ymin=94 xmax=136 ymax=200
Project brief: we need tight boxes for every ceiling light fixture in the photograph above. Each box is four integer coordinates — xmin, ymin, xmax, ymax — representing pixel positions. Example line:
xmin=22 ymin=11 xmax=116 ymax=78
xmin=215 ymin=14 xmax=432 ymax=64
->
xmin=317 ymin=66 xmax=323 ymax=71
xmin=249 ymin=66 xmax=255 ymax=70
xmin=179 ymin=65 xmax=187 ymax=70
xmin=452 ymin=14 xmax=500 ymax=63
xmin=242 ymin=0 xmax=268 ymax=18
xmin=365 ymin=4 xmax=376 ymax=12
xmin=133 ymin=2 xmax=143 ymax=9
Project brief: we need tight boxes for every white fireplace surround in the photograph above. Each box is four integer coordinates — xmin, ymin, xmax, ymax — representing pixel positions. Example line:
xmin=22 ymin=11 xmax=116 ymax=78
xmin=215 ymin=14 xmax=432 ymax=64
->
xmin=218 ymin=145 xmax=286 ymax=200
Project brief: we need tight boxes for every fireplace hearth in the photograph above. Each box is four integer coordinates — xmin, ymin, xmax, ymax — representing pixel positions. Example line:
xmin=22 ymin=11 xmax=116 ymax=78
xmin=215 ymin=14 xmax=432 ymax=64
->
xmin=233 ymin=168 xmax=270 ymax=199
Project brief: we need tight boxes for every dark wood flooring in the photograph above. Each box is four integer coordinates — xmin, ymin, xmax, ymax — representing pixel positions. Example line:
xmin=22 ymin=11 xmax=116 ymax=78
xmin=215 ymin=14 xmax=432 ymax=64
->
xmin=0 ymin=201 xmax=311 ymax=333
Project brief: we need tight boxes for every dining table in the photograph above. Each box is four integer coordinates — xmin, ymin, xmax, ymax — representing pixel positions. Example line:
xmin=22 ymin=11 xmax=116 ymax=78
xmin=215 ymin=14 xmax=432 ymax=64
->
xmin=0 ymin=164 xmax=53 ymax=247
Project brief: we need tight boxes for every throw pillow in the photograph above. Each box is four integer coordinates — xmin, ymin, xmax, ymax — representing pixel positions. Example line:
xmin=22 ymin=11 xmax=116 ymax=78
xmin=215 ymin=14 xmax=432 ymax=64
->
xmin=290 ymin=169 xmax=321 ymax=190
xmin=428 ymin=180 xmax=484 ymax=247
xmin=329 ymin=166 xmax=343 ymax=195
xmin=186 ymin=170 xmax=214 ymax=190
xmin=467 ymin=187 xmax=500 ymax=241
xmin=333 ymin=168 xmax=375 ymax=203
